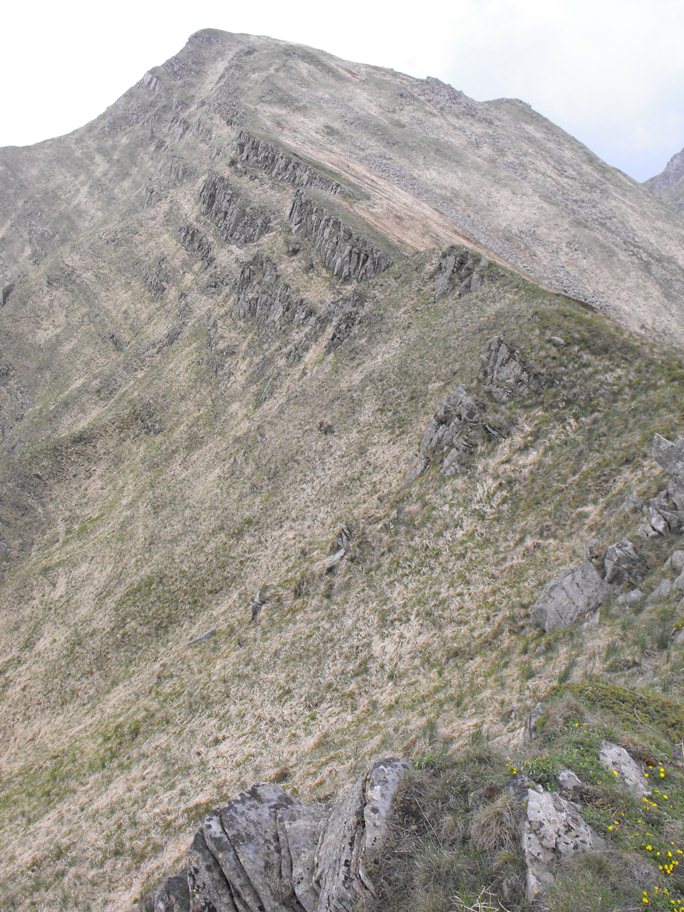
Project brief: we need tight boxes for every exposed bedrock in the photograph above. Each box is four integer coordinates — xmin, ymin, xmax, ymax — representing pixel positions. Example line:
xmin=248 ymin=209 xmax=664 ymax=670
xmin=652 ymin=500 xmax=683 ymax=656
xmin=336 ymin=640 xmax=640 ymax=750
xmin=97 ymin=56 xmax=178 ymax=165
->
xmin=235 ymin=131 xmax=344 ymax=195
xmin=199 ymin=173 xmax=272 ymax=245
xmin=288 ymin=191 xmax=392 ymax=282
xmin=151 ymin=757 xmax=410 ymax=912
xmin=235 ymin=255 xmax=314 ymax=331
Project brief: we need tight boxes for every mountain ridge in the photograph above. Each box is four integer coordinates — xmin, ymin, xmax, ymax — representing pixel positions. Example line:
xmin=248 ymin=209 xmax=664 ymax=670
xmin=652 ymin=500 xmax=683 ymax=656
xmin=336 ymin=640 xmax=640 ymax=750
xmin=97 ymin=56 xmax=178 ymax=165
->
xmin=0 ymin=29 xmax=683 ymax=912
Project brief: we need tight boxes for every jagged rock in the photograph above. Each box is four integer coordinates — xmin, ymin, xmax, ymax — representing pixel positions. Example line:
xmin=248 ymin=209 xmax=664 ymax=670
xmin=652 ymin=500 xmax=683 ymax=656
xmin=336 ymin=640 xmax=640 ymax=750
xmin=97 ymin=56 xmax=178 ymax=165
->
xmin=598 ymin=741 xmax=649 ymax=796
xmin=235 ymin=255 xmax=314 ymax=331
xmin=178 ymin=225 xmax=213 ymax=262
xmin=674 ymin=571 xmax=684 ymax=593
xmin=288 ymin=191 xmax=392 ymax=282
xmin=652 ymin=433 xmax=684 ymax=520
xmin=530 ymin=561 xmax=611 ymax=632
xmin=236 ymin=131 xmax=343 ymax=195
xmin=317 ymin=421 xmax=335 ymax=435
xmin=434 ymin=246 xmax=487 ymax=300
xmin=199 ymin=173 xmax=271 ymax=245
xmin=639 ymin=490 xmax=681 ymax=537
xmin=153 ymin=758 xmax=410 ymax=912
xmin=523 ymin=786 xmax=601 ymax=902
xmin=153 ymin=872 xmax=190 ymax=911
xmin=325 ymin=290 xmax=366 ymax=354
xmin=603 ymin=538 xmax=648 ymax=586
xmin=409 ymin=386 xmax=504 ymax=480
xmin=479 ymin=335 xmax=536 ymax=402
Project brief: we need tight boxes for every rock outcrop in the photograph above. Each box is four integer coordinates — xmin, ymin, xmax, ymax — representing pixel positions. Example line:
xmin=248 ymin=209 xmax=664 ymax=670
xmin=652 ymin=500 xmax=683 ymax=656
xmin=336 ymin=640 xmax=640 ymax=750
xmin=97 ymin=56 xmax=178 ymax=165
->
xmin=408 ymin=385 xmax=504 ymax=480
xmin=530 ymin=561 xmax=610 ymax=632
xmin=235 ymin=131 xmax=344 ymax=195
xmin=288 ymin=191 xmax=392 ymax=282
xmin=523 ymin=786 xmax=601 ymax=902
xmin=479 ymin=335 xmax=537 ymax=402
xmin=235 ymin=255 xmax=314 ymax=331
xmin=434 ymin=246 xmax=487 ymax=300
xmin=603 ymin=538 xmax=648 ymax=586
xmin=178 ymin=224 xmax=213 ymax=263
xmin=199 ymin=173 xmax=271 ymax=245
xmin=652 ymin=433 xmax=684 ymax=521
xmin=151 ymin=757 xmax=410 ymax=912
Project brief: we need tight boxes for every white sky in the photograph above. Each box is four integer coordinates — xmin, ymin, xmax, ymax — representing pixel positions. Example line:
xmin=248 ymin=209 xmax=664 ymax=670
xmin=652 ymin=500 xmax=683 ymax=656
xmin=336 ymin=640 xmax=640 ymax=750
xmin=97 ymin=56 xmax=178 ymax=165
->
xmin=1 ymin=0 xmax=683 ymax=181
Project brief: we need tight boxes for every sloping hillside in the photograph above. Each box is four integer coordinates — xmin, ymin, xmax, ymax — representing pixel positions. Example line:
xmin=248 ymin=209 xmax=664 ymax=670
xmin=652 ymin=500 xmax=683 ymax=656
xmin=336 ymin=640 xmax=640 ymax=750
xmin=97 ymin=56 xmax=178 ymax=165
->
xmin=0 ymin=30 xmax=682 ymax=912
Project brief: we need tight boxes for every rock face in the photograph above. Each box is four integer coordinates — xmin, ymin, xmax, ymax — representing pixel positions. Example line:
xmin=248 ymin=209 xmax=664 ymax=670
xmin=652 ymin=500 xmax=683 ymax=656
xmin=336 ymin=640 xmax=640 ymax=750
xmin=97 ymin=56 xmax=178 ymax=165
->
xmin=479 ymin=335 xmax=537 ymax=402
xmin=178 ymin=225 xmax=213 ymax=263
xmin=434 ymin=246 xmax=487 ymax=300
xmin=235 ymin=255 xmax=314 ymax=331
xmin=236 ymin=131 xmax=343 ymax=195
xmin=409 ymin=385 xmax=504 ymax=480
xmin=598 ymin=741 xmax=649 ymax=797
xmin=530 ymin=561 xmax=611 ymax=632
xmin=199 ymin=173 xmax=271 ymax=245
xmin=152 ymin=757 xmax=410 ymax=912
xmin=523 ymin=786 xmax=601 ymax=902
xmin=288 ymin=191 xmax=392 ymax=282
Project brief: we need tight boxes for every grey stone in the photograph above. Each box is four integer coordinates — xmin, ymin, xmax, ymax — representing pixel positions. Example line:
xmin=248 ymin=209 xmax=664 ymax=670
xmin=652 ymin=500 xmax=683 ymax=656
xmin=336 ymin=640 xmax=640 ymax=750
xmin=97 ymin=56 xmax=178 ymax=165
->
xmin=155 ymin=758 xmax=409 ymax=912
xmin=548 ymin=335 xmax=566 ymax=347
xmin=666 ymin=550 xmax=684 ymax=573
xmin=556 ymin=769 xmax=583 ymax=796
xmin=153 ymin=872 xmax=190 ymax=911
xmin=530 ymin=561 xmax=611 ymax=632
xmin=325 ymin=289 xmax=366 ymax=354
xmin=603 ymin=538 xmax=647 ymax=586
xmin=325 ymin=548 xmax=346 ymax=572
xmin=525 ymin=702 xmax=545 ymax=740
xmin=0 ymin=541 xmax=9 ymax=560
xmin=199 ymin=173 xmax=271 ymax=245
xmin=647 ymin=579 xmax=673 ymax=604
xmin=235 ymin=255 xmax=314 ymax=331
xmin=598 ymin=741 xmax=649 ymax=797
xmin=411 ymin=385 xmax=504 ymax=480
xmin=479 ymin=335 xmax=537 ymax=402
xmin=288 ymin=191 xmax=392 ymax=282
xmin=236 ymin=131 xmax=344 ymax=195
xmin=523 ymin=786 xmax=601 ymax=902
xmin=177 ymin=224 xmax=213 ymax=263
xmin=653 ymin=434 xmax=684 ymax=519
xmin=674 ymin=571 xmax=684 ymax=593
xmin=434 ymin=245 xmax=487 ymax=300
xmin=616 ymin=588 xmax=643 ymax=606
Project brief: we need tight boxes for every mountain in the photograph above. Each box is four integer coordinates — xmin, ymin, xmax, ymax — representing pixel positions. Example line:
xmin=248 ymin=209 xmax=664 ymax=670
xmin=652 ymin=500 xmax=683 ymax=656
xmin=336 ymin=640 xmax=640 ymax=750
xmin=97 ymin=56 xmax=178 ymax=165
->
xmin=645 ymin=146 xmax=684 ymax=214
xmin=0 ymin=30 xmax=682 ymax=912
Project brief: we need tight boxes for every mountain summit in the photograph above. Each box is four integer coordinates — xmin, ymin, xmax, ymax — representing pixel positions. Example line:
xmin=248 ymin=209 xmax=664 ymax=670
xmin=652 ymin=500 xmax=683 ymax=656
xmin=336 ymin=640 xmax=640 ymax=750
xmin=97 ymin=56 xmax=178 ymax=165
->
xmin=0 ymin=30 xmax=682 ymax=912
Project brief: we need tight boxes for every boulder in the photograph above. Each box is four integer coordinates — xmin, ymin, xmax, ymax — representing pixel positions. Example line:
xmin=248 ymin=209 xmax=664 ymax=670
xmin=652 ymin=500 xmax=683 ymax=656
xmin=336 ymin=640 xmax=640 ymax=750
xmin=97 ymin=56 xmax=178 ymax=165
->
xmin=603 ymin=538 xmax=647 ymax=586
xmin=598 ymin=741 xmax=649 ymax=797
xmin=153 ymin=758 xmax=410 ymax=912
xmin=523 ymin=786 xmax=601 ymax=902
xmin=530 ymin=561 xmax=611 ymax=632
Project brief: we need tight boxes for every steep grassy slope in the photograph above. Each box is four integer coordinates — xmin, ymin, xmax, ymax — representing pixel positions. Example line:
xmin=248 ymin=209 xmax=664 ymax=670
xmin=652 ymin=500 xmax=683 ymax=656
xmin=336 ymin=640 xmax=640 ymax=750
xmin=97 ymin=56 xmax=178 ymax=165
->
xmin=0 ymin=30 xmax=683 ymax=912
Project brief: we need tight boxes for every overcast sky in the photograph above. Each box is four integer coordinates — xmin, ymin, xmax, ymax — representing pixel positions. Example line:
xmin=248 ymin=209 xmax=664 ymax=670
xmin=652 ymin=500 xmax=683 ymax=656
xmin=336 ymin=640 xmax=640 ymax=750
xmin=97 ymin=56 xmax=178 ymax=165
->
xmin=2 ymin=0 xmax=683 ymax=181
